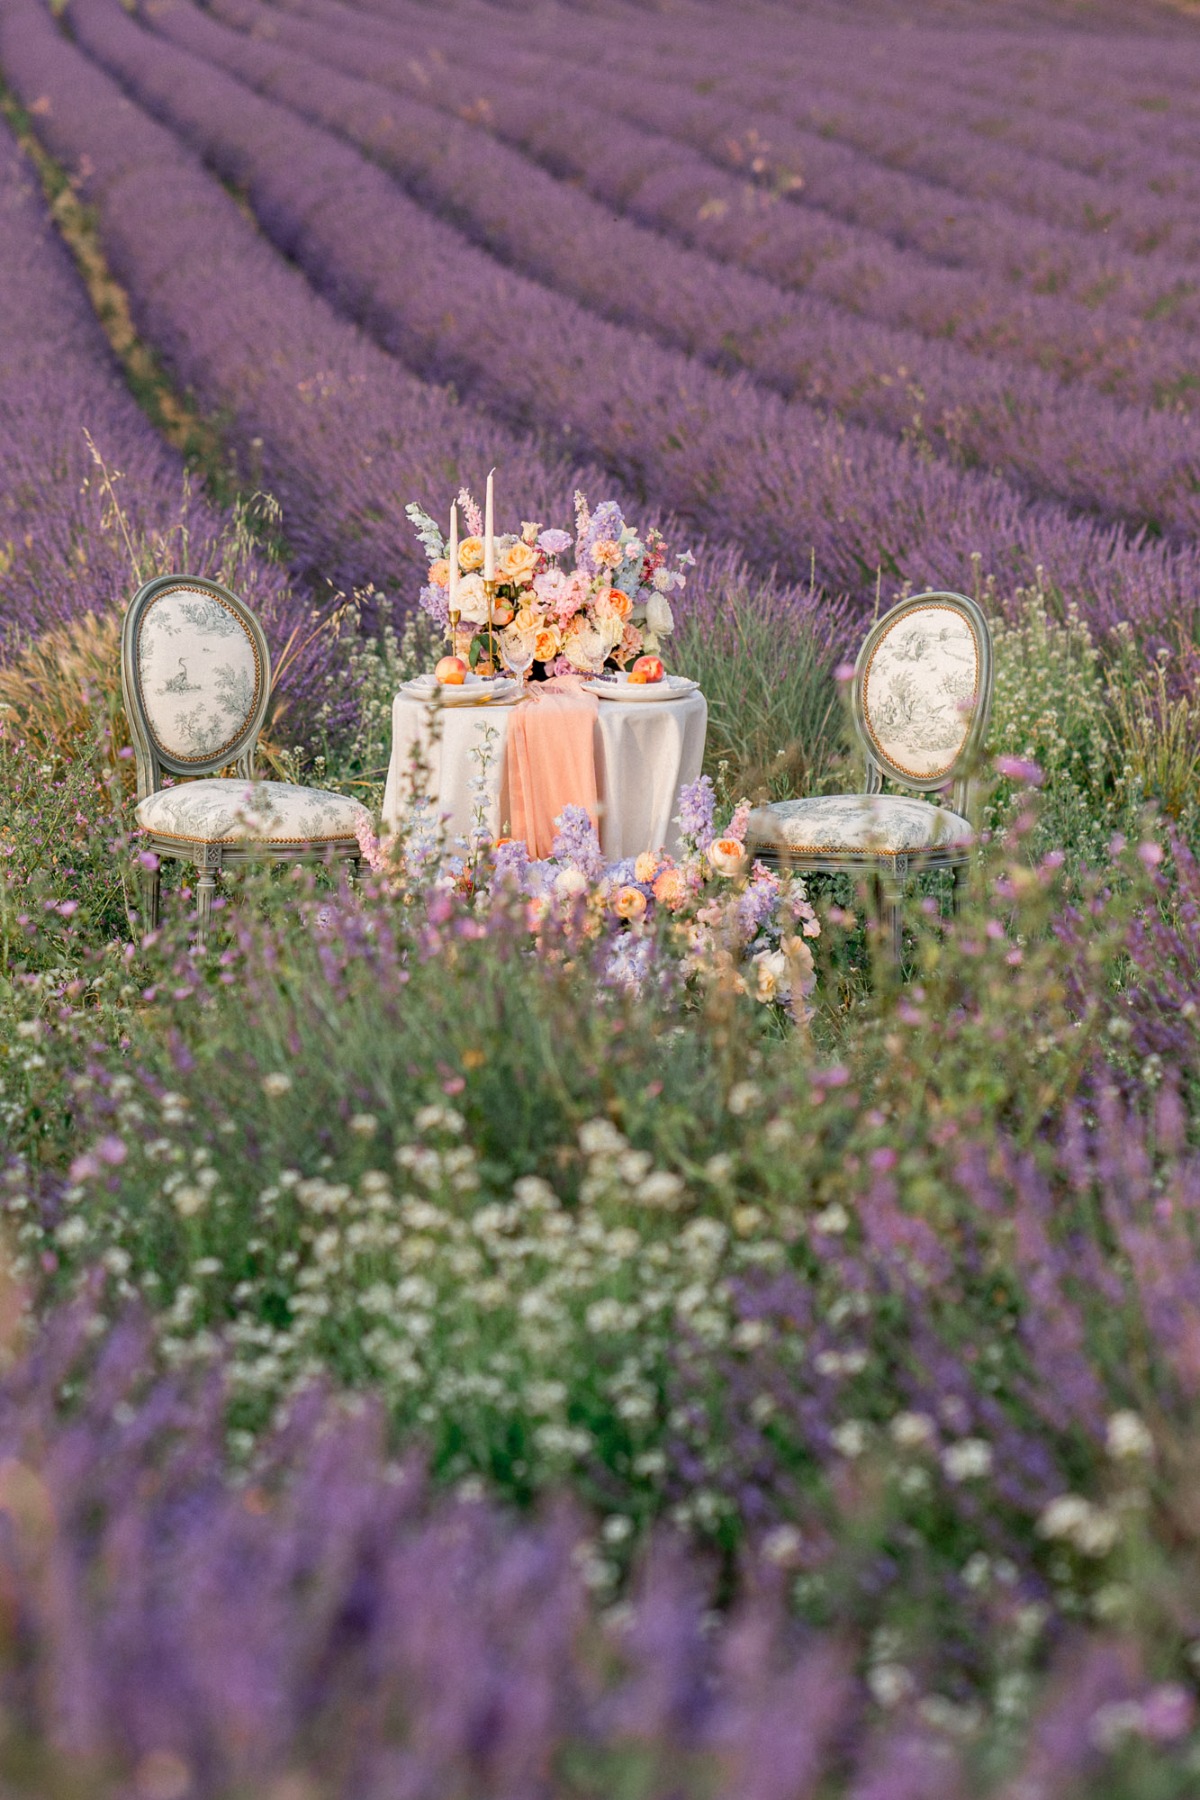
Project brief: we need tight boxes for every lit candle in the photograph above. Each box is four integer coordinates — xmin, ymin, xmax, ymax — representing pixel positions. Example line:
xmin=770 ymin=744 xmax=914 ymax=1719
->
xmin=447 ymin=501 xmax=458 ymax=608
xmin=483 ymin=467 xmax=495 ymax=582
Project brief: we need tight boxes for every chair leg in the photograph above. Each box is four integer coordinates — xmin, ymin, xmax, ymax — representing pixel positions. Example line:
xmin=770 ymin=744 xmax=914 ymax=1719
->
xmin=948 ymin=863 xmax=962 ymax=916
xmin=139 ymin=863 xmax=161 ymax=933
xmin=879 ymin=876 xmax=903 ymax=969
xmin=195 ymin=867 xmax=217 ymax=949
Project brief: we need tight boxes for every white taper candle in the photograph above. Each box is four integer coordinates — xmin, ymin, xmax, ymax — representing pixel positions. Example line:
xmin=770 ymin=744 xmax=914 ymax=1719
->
xmin=483 ymin=468 xmax=495 ymax=582
xmin=447 ymin=501 xmax=459 ymax=607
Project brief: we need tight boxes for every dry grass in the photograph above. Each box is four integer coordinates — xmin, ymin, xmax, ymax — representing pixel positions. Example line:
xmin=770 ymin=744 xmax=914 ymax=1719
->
xmin=0 ymin=610 xmax=129 ymax=776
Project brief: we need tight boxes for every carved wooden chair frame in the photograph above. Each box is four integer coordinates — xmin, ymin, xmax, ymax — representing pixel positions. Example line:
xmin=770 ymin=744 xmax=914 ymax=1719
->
xmin=752 ymin=590 xmax=994 ymax=958
xmin=121 ymin=573 xmax=360 ymax=942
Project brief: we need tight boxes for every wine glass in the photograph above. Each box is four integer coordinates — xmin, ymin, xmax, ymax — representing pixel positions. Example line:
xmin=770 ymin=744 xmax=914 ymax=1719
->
xmin=500 ymin=628 xmax=536 ymax=687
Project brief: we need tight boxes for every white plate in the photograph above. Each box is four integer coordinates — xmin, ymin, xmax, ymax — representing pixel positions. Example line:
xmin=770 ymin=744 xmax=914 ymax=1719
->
xmin=402 ymin=674 xmax=519 ymax=706
xmin=583 ymin=673 xmax=698 ymax=702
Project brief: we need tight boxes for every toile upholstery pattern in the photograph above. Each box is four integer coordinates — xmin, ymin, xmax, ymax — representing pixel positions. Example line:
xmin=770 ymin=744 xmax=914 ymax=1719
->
xmin=137 ymin=779 xmax=371 ymax=846
xmin=138 ymin=585 xmax=261 ymax=763
xmin=862 ymin=605 xmax=979 ymax=781
xmin=746 ymin=793 xmax=972 ymax=857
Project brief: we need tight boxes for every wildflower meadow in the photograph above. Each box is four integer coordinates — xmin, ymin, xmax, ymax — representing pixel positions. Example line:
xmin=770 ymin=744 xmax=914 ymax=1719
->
xmin=3 ymin=0 xmax=1200 ymax=1793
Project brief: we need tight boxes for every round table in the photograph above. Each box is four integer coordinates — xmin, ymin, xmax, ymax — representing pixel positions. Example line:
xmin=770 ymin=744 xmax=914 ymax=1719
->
xmin=381 ymin=686 xmax=708 ymax=862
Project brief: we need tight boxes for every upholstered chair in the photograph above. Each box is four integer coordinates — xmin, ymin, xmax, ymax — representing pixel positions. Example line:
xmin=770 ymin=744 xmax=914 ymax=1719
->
xmin=121 ymin=573 xmax=371 ymax=943
xmin=746 ymin=590 xmax=993 ymax=961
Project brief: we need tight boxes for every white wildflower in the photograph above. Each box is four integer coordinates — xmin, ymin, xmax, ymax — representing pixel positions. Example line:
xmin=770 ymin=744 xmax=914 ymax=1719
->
xmin=1106 ymin=1410 xmax=1154 ymax=1463
xmin=261 ymin=1072 xmax=292 ymax=1098
xmin=889 ymin=1411 xmax=937 ymax=1452
xmin=941 ymin=1438 xmax=993 ymax=1483
xmin=832 ymin=1420 xmax=868 ymax=1459
xmin=727 ymin=1081 xmax=762 ymax=1116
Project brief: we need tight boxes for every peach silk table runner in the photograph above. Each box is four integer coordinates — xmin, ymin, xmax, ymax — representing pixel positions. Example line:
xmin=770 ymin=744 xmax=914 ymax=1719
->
xmin=505 ymin=675 xmax=600 ymax=858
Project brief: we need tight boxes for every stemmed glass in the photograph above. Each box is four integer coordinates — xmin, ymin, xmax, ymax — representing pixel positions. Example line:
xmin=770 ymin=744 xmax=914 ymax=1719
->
xmin=500 ymin=628 xmax=536 ymax=688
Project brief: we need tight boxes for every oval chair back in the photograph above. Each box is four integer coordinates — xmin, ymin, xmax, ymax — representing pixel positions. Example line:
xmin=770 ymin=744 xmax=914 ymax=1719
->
xmin=121 ymin=573 xmax=272 ymax=800
xmin=851 ymin=590 xmax=992 ymax=814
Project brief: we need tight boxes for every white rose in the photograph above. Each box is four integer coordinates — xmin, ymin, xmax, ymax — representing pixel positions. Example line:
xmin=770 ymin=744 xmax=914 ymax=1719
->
xmin=453 ymin=572 xmax=490 ymax=624
xmin=645 ymin=591 xmax=674 ymax=636
xmin=553 ymin=868 xmax=589 ymax=899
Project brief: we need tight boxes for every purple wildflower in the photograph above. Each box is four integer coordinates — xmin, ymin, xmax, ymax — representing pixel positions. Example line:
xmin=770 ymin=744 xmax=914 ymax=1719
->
xmin=675 ymin=775 xmax=716 ymax=853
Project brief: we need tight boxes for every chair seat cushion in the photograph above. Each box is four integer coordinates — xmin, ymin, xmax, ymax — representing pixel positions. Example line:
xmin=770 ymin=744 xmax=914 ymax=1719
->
xmin=136 ymin=779 xmax=371 ymax=846
xmin=747 ymin=793 xmax=972 ymax=858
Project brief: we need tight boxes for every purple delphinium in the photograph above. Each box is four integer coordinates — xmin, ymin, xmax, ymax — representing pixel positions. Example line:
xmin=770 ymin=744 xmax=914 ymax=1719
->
xmin=550 ymin=805 xmax=605 ymax=879
xmin=576 ymin=499 xmax=626 ymax=576
xmin=675 ymin=775 xmax=716 ymax=855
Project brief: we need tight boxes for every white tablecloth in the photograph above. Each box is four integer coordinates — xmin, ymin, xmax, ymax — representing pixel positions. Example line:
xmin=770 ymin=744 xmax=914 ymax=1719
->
xmin=382 ymin=687 xmax=708 ymax=861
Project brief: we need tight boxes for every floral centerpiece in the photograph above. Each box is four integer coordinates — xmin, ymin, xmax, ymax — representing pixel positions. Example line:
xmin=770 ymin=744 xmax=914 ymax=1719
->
xmin=406 ymin=489 xmax=692 ymax=677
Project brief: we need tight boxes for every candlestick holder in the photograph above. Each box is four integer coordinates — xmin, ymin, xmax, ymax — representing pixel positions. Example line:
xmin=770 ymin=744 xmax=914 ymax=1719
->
xmin=482 ymin=578 xmax=500 ymax=678
xmin=448 ymin=606 xmax=465 ymax=663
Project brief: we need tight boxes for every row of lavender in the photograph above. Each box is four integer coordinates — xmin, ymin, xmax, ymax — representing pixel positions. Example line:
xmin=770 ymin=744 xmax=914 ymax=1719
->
xmin=480 ymin=0 xmax=1200 ymax=262
xmin=0 ymin=0 xmax=597 ymax=627
xmin=140 ymin=0 xmax=1200 ymax=543
xmin=254 ymin=0 xmax=1200 ymax=416
xmin=32 ymin=0 xmax=1200 ymax=648
xmin=358 ymin=0 xmax=1200 ymax=345
xmin=0 ymin=114 xmax=294 ymax=646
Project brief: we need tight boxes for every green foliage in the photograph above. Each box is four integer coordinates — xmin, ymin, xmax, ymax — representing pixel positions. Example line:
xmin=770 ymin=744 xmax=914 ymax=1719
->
xmin=671 ymin=577 xmax=845 ymax=802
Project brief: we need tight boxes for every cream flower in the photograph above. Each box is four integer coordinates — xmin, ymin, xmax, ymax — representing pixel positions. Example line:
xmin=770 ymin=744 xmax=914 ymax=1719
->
xmin=458 ymin=536 xmax=485 ymax=572
xmin=753 ymin=948 xmax=789 ymax=1003
xmin=634 ymin=852 xmax=661 ymax=884
xmin=453 ymin=572 xmax=490 ymax=625
xmin=645 ymin=591 xmax=675 ymax=637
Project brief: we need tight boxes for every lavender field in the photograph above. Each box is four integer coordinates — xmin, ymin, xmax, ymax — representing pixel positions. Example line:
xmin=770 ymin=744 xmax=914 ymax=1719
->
xmin=3 ymin=0 xmax=1200 ymax=1793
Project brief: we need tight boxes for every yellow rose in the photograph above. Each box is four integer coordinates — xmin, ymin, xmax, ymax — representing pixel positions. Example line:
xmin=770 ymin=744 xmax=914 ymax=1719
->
xmin=612 ymin=885 xmax=647 ymax=921
xmin=458 ymin=536 xmax=485 ymax=572
xmin=498 ymin=540 xmax=538 ymax=584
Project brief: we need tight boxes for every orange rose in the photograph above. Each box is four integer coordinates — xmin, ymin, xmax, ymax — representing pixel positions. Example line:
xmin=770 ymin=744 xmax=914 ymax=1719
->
xmin=612 ymin=885 xmax=648 ymax=921
xmin=458 ymin=536 xmax=485 ymax=572
xmin=597 ymin=586 xmax=632 ymax=620
xmin=707 ymin=838 xmax=749 ymax=877
xmin=533 ymin=626 xmax=562 ymax=662
xmin=428 ymin=558 xmax=450 ymax=589
xmin=653 ymin=867 xmax=688 ymax=910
